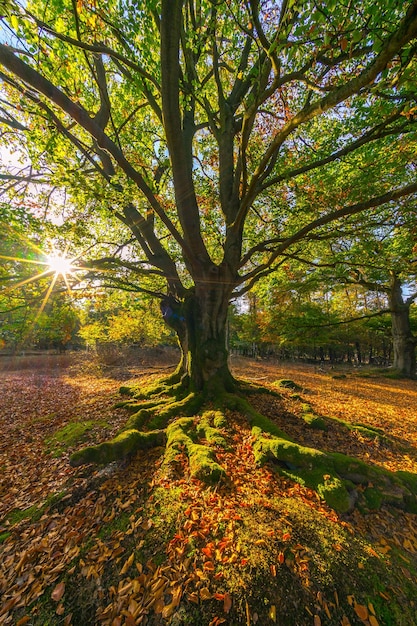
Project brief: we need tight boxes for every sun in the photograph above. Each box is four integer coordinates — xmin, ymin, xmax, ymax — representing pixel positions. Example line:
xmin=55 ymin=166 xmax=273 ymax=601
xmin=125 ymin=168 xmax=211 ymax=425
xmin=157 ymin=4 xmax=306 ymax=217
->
xmin=47 ymin=252 xmax=74 ymax=277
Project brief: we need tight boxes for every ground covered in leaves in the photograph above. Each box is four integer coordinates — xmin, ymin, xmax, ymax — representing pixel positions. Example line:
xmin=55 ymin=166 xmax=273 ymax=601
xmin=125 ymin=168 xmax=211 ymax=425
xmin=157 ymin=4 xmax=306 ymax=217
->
xmin=1 ymin=350 xmax=417 ymax=626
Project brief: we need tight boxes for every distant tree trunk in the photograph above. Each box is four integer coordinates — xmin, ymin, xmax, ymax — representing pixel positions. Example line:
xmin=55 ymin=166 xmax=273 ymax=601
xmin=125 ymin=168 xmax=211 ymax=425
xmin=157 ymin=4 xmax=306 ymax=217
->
xmin=389 ymin=274 xmax=416 ymax=378
xmin=355 ymin=341 xmax=362 ymax=364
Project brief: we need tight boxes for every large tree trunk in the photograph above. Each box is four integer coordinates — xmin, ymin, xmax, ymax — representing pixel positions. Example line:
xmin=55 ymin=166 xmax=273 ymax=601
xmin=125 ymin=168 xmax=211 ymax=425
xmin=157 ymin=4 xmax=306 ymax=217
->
xmin=389 ymin=274 xmax=416 ymax=378
xmin=161 ymin=283 xmax=235 ymax=392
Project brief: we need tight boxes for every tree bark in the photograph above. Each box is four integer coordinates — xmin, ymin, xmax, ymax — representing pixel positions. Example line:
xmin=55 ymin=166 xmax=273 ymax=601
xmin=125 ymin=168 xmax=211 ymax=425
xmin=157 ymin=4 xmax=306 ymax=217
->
xmin=389 ymin=274 xmax=416 ymax=378
xmin=161 ymin=282 xmax=235 ymax=393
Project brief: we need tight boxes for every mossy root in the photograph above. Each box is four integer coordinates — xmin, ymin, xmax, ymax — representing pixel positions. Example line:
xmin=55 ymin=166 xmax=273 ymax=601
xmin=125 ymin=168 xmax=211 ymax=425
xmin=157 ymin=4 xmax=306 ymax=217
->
xmin=69 ymin=429 xmax=166 ymax=467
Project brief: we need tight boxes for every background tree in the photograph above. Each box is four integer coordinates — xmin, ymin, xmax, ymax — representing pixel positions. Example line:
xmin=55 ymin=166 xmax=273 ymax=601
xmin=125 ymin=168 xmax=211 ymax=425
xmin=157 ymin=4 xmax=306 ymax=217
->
xmin=322 ymin=207 xmax=417 ymax=376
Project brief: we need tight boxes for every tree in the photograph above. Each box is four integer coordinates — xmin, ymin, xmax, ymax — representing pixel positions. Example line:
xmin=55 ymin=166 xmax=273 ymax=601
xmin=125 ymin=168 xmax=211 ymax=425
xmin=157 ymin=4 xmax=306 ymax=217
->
xmin=1 ymin=0 xmax=417 ymax=508
xmin=322 ymin=209 xmax=417 ymax=376
xmin=78 ymin=289 xmax=173 ymax=348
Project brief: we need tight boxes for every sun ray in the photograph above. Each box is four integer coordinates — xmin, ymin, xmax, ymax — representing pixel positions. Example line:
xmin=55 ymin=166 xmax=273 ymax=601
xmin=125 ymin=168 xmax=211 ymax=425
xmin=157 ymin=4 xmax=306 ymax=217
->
xmin=2 ymin=268 xmax=54 ymax=293
xmin=0 ymin=254 xmax=50 ymax=266
xmin=20 ymin=273 xmax=59 ymax=345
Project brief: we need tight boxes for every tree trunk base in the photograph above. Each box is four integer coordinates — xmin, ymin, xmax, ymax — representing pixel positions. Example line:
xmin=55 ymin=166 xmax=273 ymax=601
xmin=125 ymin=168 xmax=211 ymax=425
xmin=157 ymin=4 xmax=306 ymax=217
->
xmin=70 ymin=373 xmax=417 ymax=513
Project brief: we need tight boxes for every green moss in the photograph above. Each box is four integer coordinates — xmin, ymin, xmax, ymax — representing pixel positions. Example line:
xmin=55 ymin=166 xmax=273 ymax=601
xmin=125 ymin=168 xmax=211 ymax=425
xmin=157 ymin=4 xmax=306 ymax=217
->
xmin=0 ymin=531 xmax=11 ymax=543
xmin=148 ymin=392 xmax=203 ymax=429
xmin=317 ymin=476 xmax=351 ymax=513
xmin=164 ymin=417 xmax=225 ymax=483
xmin=252 ymin=430 xmax=417 ymax=513
xmin=69 ymin=428 xmax=166 ymax=466
xmin=225 ymin=394 xmax=289 ymax=440
xmin=4 ymin=492 xmax=66 ymax=528
xmin=363 ymin=487 xmax=384 ymax=510
xmin=188 ymin=442 xmax=225 ymax=483
xmin=274 ymin=379 xmax=302 ymax=391
xmin=5 ymin=504 xmax=41 ymax=525
xmin=196 ymin=411 xmax=228 ymax=447
xmin=119 ymin=385 xmax=136 ymax=396
xmin=301 ymin=413 xmax=327 ymax=430
xmin=326 ymin=415 xmax=388 ymax=442
xmin=45 ymin=421 xmax=96 ymax=456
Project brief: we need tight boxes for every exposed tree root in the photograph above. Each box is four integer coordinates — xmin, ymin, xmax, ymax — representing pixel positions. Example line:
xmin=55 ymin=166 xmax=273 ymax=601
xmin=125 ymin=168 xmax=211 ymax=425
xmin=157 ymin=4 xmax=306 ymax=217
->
xmin=70 ymin=429 xmax=166 ymax=467
xmin=70 ymin=375 xmax=417 ymax=513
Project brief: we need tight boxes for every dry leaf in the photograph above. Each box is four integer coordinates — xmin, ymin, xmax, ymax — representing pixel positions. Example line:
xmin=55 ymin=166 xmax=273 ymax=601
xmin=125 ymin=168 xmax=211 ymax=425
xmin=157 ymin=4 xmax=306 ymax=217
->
xmin=120 ymin=552 xmax=134 ymax=575
xmin=56 ymin=604 xmax=65 ymax=616
xmin=200 ymin=587 xmax=212 ymax=600
xmin=51 ymin=582 xmax=65 ymax=602
xmin=223 ymin=592 xmax=232 ymax=613
xmin=314 ymin=616 xmax=321 ymax=626
xmin=369 ymin=616 xmax=380 ymax=626
xmin=354 ymin=604 xmax=368 ymax=621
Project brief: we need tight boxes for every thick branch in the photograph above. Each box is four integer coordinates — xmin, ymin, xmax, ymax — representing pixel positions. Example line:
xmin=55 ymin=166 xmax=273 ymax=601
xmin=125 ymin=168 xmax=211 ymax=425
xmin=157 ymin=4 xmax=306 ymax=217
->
xmin=238 ymin=181 xmax=417 ymax=287
xmin=0 ymin=43 xmax=189 ymax=258
xmin=160 ymin=0 xmax=212 ymax=272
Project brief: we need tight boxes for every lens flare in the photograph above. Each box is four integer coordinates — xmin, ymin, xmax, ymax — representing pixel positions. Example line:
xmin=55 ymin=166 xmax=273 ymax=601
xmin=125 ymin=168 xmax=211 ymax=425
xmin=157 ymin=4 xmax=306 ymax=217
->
xmin=47 ymin=253 xmax=74 ymax=277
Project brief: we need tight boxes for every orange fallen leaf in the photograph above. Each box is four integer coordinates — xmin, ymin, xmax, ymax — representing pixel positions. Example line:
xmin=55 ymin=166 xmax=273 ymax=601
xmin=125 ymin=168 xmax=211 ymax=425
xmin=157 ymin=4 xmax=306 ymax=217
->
xmin=51 ymin=582 xmax=65 ymax=602
xmin=203 ymin=561 xmax=215 ymax=572
xmin=314 ymin=616 xmax=321 ymax=626
xmin=120 ymin=552 xmax=134 ymax=575
xmin=16 ymin=618 xmax=31 ymax=626
xmin=369 ymin=616 xmax=380 ymax=626
xmin=188 ymin=592 xmax=199 ymax=604
xmin=354 ymin=604 xmax=368 ymax=621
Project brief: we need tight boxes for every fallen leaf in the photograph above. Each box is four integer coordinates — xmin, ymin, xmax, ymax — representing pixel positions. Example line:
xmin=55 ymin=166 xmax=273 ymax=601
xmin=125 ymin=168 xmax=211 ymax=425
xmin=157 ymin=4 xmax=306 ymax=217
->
xmin=120 ymin=552 xmax=134 ymax=575
xmin=224 ymin=592 xmax=232 ymax=613
xmin=203 ymin=561 xmax=215 ymax=572
xmin=200 ymin=587 xmax=212 ymax=600
xmin=51 ymin=582 xmax=65 ymax=602
xmin=56 ymin=604 xmax=65 ymax=616
xmin=354 ymin=604 xmax=368 ymax=621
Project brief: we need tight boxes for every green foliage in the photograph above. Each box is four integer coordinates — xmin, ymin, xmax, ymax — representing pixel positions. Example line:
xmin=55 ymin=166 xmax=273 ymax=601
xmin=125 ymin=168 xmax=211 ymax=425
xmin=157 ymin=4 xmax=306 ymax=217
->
xmin=78 ymin=291 xmax=173 ymax=349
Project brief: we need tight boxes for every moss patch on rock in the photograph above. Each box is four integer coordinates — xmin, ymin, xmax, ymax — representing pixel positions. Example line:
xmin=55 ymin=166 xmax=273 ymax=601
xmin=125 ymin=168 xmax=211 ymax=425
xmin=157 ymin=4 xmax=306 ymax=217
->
xmin=274 ymin=379 xmax=303 ymax=391
xmin=45 ymin=420 xmax=97 ymax=457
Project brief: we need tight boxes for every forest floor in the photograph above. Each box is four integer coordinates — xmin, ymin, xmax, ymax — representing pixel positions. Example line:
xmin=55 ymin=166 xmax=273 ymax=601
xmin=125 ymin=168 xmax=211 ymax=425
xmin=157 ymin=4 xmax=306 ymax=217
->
xmin=1 ymin=349 xmax=417 ymax=626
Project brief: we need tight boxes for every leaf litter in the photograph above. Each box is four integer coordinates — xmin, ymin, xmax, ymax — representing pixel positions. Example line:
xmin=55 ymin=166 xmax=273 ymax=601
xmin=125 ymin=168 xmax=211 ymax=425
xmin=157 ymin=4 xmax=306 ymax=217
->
xmin=1 ymin=355 xmax=417 ymax=625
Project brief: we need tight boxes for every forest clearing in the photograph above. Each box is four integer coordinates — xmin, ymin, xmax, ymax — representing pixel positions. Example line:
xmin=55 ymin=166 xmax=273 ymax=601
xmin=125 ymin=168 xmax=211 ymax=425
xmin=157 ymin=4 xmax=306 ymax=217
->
xmin=1 ymin=351 xmax=417 ymax=626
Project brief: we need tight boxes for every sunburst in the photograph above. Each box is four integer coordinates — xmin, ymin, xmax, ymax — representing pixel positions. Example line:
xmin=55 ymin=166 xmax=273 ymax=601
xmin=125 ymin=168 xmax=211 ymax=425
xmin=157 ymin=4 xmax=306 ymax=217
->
xmin=1 ymin=239 xmax=82 ymax=346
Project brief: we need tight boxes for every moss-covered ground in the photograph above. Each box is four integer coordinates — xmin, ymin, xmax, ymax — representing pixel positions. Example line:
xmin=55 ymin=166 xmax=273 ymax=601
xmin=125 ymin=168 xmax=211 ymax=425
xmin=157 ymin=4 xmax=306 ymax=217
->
xmin=1 ymin=352 xmax=417 ymax=625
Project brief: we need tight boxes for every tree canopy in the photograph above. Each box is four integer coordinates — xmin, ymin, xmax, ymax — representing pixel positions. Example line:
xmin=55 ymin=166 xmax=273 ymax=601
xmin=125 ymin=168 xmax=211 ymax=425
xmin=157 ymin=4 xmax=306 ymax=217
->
xmin=1 ymin=1 xmax=417 ymax=311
